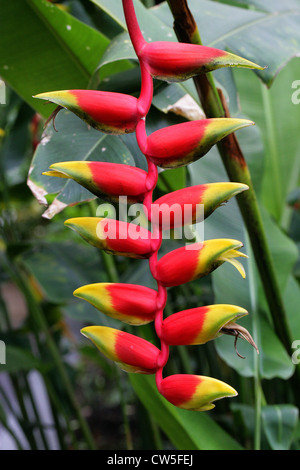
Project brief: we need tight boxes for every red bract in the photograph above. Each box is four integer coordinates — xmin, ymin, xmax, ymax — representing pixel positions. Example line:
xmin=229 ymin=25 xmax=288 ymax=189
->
xmin=139 ymin=41 xmax=265 ymax=82
xmin=145 ymin=118 xmax=253 ymax=168
xmin=155 ymin=239 xmax=247 ymax=287
xmin=161 ymin=304 xmax=248 ymax=345
xmin=64 ymin=217 xmax=157 ymax=259
xmin=34 ymin=90 xmax=141 ymax=134
xmin=44 ymin=161 xmax=149 ymax=203
xmin=74 ymin=283 xmax=158 ymax=325
xmin=154 ymin=182 xmax=248 ymax=229
xmin=81 ymin=326 xmax=160 ymax=374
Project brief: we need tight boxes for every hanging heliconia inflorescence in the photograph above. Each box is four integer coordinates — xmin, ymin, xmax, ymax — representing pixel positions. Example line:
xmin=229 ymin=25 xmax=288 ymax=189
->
xmin=36 ymin=0 xmax=260 ymax=412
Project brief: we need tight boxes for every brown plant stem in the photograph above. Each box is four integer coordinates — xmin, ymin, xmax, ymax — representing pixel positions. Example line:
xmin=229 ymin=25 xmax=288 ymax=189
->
xmin=166 ymin=0 xmax=293 ymax=358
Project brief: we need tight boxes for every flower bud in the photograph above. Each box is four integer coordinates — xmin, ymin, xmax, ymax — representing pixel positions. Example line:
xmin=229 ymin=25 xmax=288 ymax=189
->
xmin=139 ymin=41 xmax=265 ymax=82
xmin=145 ymin=119 xmax=254 ymax=168
xmin=160 ymin=374 xmax=237 ymax=411
xmin=34 ymin=90 xmax=141 ymax=134
xmin=161 ymin=304 xmax=248 ymax=345
xmin=74 ymin=283 xmax=158 ymax=325
xmin=43 ymin=161 xmax=148 ymax=203
xmin=156 ymin=239 xmax=247 ymax=287
xmin=154 ymin=182 xmax=248 ymax=229
xmin=64 ymin=217 xmax=154 ymax=259
xmin=81 ymin=326 xmax=160 ymax=374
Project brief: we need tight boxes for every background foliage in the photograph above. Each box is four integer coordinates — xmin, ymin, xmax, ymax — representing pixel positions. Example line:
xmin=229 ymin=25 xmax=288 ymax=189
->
xmin=0 ymin=0 xmax=300 ymax=450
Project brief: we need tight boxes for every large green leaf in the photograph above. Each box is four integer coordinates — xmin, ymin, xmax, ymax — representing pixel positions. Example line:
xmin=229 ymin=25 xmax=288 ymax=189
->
xmin=28 ymin=110 xmax=138 ymax=218
xmin=28 ymin=104 xmax=188 ymax=218
xmin=22 ymin=238 xmax=120 ymax=332
xmin=1 ymin=93 xmax=36 ymax=187
xmin=261 ymin=405 xmax=299 ymax=450
xmin=234 ymin=0 xmax=300 ymax=13
xmin=22 ymin=241 xmax=106 ymax=304
xmin=283 ymin=275 xmax=300 ymax=343
xmin=130 ymin=374 xmax=243 ymax=450
xmin=0 ymin=0 xmax=109 ymax=116
xmin=91 ymin=0 xmax=176 ymax=40
xmin=157 ymin=167 xmax=187 ymax=193
xmin=0 ymin=345 xmax=41 ymax=373
xmin=230 ymin=402 xmax=299 ymax=449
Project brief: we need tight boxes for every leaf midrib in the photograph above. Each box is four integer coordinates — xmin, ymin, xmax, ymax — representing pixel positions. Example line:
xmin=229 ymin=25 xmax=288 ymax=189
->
xmin=27 ymin=0 xmax=98 ymax=81
xmin=208 ymin=9 xmax=300 ymax=47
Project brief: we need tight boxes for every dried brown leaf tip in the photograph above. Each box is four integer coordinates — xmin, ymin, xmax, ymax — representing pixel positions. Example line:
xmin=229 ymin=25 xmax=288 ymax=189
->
xmin=221 ymin=322 xmax=259 ymax=358
xmin=44 ymin=105 xmax=63 ymax=132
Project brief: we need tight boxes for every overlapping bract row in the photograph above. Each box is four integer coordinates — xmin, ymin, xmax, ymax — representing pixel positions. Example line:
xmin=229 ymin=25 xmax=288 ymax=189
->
xmin=35 ymin=0 xmax=260 ymax=412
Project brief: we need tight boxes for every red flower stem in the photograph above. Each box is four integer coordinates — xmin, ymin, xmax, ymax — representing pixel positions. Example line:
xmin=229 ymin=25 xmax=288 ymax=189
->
xmin=144 ymin=163 xmax=169 ymax=391
xmin=155 ymin=367 xmax=163 ymax=393
xmin=122 ymin=0 xmax=152 ymax=119
xmin=137 ymin=62 xmax=153 ymax=117
xmin=143 ymin=156 xmax=169 ymax=391
xmin=123 ymin=0 xmax=169 ymax=396
xmin=122 ymin=0 xmax=146 ymax=55
xmin=136 ymin=118 xmax=148 ymax=155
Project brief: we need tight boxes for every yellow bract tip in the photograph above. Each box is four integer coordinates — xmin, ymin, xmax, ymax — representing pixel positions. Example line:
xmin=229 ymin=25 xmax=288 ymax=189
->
xmin=219 ymin=248 xmax=248 ymax=278
xmin=42 ymin=170 xmax=69 ymax=178
xmin=33 ymin=90 xmax=77 ymax=107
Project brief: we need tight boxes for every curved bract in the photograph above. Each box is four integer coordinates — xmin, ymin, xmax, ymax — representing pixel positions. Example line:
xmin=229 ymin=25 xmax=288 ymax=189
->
xmin=81 ymin=326 xmax=160 ymax=374
xmin=43 ymin=161 xmax=148 ymax=203
xmin=74 ymin=283 xmax=158 ymax=325
xmin=34 ymin=89 xmax=141 ymax=134
xmin=161 ymin=304 xmax=248 ymax=345
xmin=155 ymin=239 xmax=248 ymax=287
xmin=145 ymin=118 xmax=254 ymax=168
xmin=159 ymin=374 xmax=237 ymax=411
xmin=64 ymin=217 xmax=155 ymax=259
xmin=139 ymin=41 xmax=265 ymax=82
xmin=154 ymin=182 xmax=248 ymax=228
